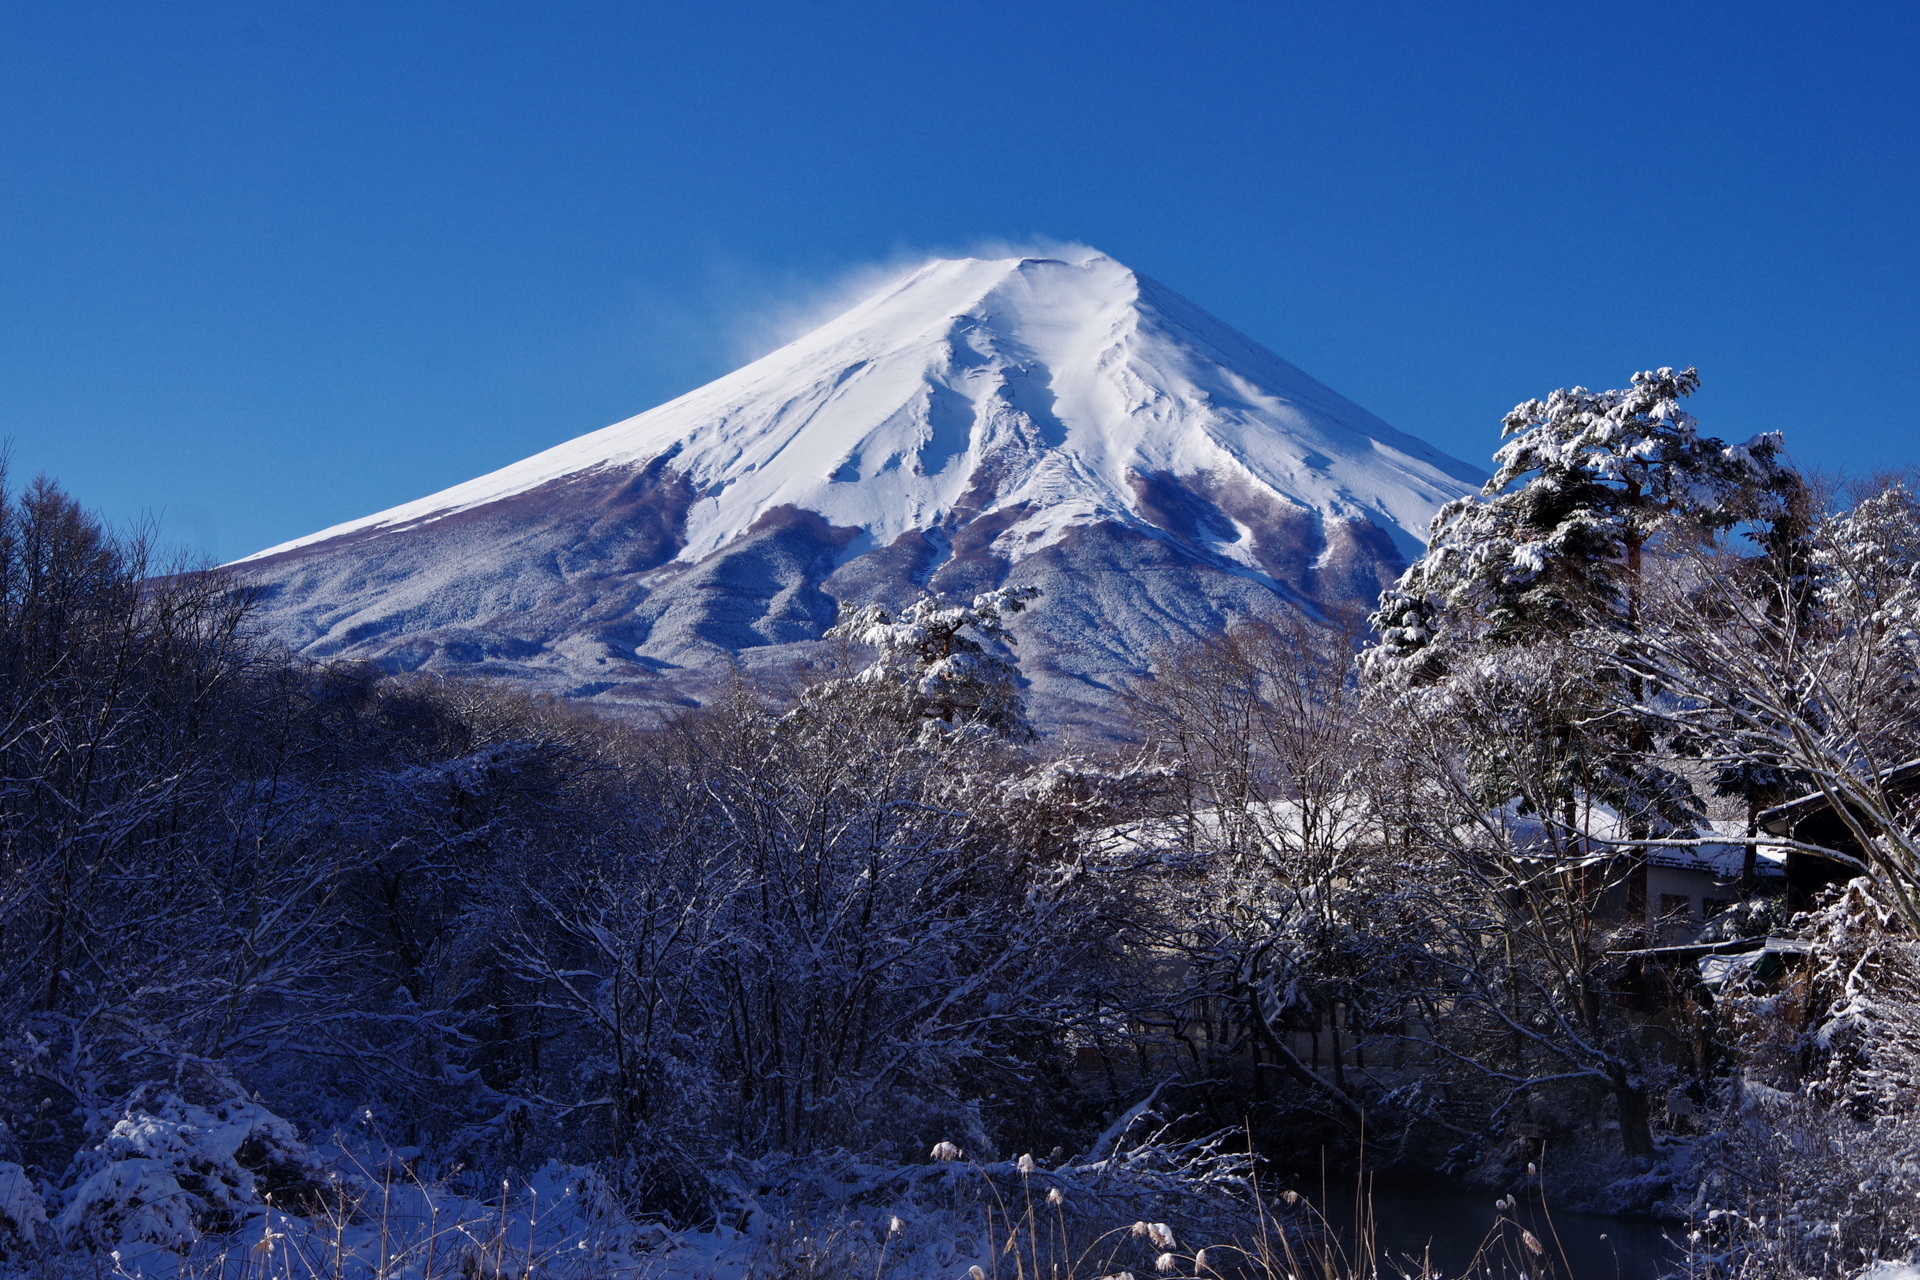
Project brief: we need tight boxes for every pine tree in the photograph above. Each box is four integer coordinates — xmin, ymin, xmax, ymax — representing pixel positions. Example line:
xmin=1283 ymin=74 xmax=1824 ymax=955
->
xmin=825 ymin=585 xmax=1041 ymax=737
xmin=1368 ymin=368 xmax=1805 ymax=819
xmin=1370 ymin=367 xmax=1796 ymax=679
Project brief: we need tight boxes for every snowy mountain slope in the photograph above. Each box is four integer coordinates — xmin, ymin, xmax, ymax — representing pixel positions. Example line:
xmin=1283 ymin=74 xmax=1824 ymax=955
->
xmin=234 ymin=250 xmax=1485 ymax=731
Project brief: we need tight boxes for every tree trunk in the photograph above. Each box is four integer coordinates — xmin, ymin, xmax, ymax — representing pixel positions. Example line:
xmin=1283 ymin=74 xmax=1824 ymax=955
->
xmin=1612 ymin=1068 xmax=1655 ymax=1161
xmin=1242 ymin=988 xmax=1366 ymax=1129
xmin=1742 ymin=796 xmax=1759 ymax=892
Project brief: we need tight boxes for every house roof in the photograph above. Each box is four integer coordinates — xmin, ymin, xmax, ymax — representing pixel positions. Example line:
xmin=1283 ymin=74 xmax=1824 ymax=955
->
xmin=1758 ymin=759 xmax=1920 ymax=831
xmin=1490 ymin=799 xmax=1782 ymax=880
xmin=1093 ymin=795 xmax=1783 ymax=879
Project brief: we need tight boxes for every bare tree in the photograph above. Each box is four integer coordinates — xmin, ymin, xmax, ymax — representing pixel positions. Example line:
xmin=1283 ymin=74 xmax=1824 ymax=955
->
xmin=1124 ymin=615 xmax=1398 ymax=1138
xmin=1598 ymin=481 xmax=1920 ymax=928
xmin=495 ymin=679 xmax=1128 ymax=1192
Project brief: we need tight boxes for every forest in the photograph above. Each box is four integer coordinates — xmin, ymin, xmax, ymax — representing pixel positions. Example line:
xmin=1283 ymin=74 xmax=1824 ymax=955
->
xmin=3 ymin=368 xmax=1919 ymax=1279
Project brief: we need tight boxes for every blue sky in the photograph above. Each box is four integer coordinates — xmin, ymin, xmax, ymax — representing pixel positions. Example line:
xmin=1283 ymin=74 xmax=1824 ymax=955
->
xmin=2 ymin=0 xmax=1916 ymax=562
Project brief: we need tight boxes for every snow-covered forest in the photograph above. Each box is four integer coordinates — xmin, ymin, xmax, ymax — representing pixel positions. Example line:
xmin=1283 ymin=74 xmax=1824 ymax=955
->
xmin=6 ymin=369 xmax=1920 ymax=1278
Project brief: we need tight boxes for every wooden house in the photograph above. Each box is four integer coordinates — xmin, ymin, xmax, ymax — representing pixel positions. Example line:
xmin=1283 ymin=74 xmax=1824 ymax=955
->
xmin=1756 ymin=760 xmax=1920 ymax=905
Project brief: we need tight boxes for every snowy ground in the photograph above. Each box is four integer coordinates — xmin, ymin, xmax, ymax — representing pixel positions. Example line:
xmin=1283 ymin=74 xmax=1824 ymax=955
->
xmin=2 ymin=1092 xmax=1258 ymax=1280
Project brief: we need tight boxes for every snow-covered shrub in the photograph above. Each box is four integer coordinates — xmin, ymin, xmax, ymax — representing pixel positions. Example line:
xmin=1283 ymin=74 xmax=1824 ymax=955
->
xmin=0 ymin=1163 xmax=47 ymax=1255
xmin=55 ymin=1091 xmax=333 ymax=1253
xmin=1683 ymin=883 xmax=1920 ymax=1277
xmin=495 ymin=679 xmax=1132 ymax=1194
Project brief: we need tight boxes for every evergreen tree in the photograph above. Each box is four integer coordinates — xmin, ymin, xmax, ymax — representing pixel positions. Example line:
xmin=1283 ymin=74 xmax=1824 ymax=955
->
xmin=826 ymin=585 xmax=1041 ymax=737
xmin=1370 ymin=367 xmax=1796 ymax=678
xmin=1366 ymin=367 xmax=1801 ymax=828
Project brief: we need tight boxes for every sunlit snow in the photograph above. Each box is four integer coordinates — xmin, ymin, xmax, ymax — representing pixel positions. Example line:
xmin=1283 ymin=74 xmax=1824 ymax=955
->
xmin=238 ymin=252 xmax=1481 ymax=569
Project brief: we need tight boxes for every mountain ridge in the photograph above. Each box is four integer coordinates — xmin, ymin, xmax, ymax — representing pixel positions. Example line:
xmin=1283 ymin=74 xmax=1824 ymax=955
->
xmin=234 ymin=250 xmax=1485 ymax=733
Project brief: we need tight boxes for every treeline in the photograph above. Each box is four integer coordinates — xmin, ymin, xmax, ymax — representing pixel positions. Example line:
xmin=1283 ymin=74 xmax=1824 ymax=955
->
xmin=4 ymin=368 xmax=1920 ymax=1277
xmin=0 ymin=485 xmax=1144 ymax=1235
xmin=1125 ymin=371 xmax=1920 ymax=1273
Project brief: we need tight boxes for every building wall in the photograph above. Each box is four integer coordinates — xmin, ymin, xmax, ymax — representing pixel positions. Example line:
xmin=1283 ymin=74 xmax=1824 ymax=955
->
xmin=1646 ymin=865 xmax=1740 ymax=943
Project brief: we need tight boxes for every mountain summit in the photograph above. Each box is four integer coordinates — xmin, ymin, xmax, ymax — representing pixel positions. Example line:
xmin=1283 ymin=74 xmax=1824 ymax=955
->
xmin=235 ymin=251 xmax=1484 ymax=730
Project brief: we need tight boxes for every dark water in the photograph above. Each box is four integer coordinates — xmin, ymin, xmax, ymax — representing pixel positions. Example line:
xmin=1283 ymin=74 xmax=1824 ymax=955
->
xmin=1306 ymin=1177 xmax=1678 ymax=1280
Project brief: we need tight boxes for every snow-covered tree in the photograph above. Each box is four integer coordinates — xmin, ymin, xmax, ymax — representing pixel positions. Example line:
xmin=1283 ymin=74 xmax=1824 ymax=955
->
xmin=827 ymin=586 xmax=1040 ymax=737
xmin=1344 ymin=371 xmax=1809 ymax=1165
xmin=1366 ymin=368 xmax=1805 ymax=829
xmin=1125 ymin=617 xmax=1396 ymax=1138
xmin=1370 ymin=367 xmax=1797 ymax=679
xmin=1600 ymin=480 xmax=1920 ymax=930
xmin=1692 ymin=883 xmax=1920 ymax=1274
xmin=495 ymin=678 xmax=1125 ymax=1180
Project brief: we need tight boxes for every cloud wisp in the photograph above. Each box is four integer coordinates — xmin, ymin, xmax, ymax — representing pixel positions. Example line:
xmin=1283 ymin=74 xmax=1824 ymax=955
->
xmin=712 ymin=236 xmax=1103 ymax=369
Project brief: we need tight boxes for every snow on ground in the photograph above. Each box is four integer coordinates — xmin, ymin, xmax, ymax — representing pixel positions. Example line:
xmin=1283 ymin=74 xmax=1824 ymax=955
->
xmin=30 ymin=1092 xmax=1255 ymax=1280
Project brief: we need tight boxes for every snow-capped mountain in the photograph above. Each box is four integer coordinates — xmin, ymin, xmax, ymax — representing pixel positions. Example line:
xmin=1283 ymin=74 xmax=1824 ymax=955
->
xmin=234 ymin=250 xmax=1485 ymax=731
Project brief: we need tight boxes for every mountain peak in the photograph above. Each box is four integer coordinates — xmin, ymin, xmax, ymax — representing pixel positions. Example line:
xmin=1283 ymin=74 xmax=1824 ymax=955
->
xmin=234 ymin=251 xmax=1484 ymax=734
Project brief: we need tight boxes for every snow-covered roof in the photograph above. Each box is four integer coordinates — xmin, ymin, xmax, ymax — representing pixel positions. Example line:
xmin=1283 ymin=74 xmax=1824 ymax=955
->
xmin=1093 ymin=796 xmax=1376 ymax=860
xmin=1488 ymin=798 xmax=1782 ymax=879
xmin=1093 ymin=793 xmax=1782 ymax=881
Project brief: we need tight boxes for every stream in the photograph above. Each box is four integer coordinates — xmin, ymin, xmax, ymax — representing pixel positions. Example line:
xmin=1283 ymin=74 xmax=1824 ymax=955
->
xmin=1309 ymin=1176 xmax=1679 ymax=1279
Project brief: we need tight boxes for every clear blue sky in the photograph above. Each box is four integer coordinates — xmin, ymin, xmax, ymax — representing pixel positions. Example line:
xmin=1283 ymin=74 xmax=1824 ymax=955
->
xmin=2 ymin=1 xmax=1916 ymax=562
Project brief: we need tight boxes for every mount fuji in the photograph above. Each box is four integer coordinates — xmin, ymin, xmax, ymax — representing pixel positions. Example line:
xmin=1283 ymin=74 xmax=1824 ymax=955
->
xmin=233 ymin=250 xmax=1485 ymax=731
